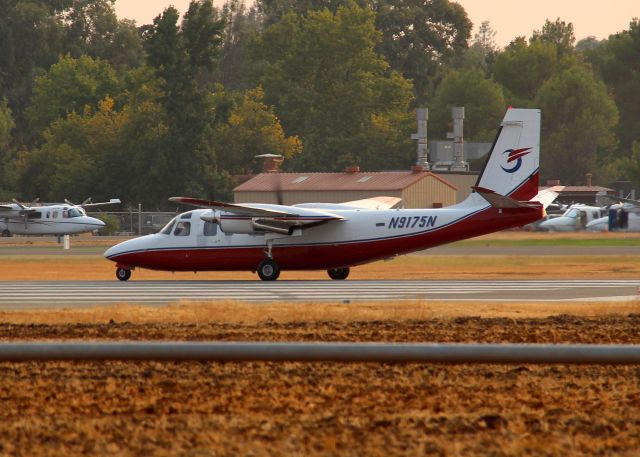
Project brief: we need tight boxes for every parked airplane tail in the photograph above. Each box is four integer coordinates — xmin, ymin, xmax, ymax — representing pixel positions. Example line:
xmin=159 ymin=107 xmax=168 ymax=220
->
xmin=471 ymin=108 xmax=541 ymax=203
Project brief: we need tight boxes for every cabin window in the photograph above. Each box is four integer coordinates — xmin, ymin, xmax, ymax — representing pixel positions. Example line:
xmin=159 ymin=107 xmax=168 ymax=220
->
xmin=27 ymin=212 xmax=42 ymax=219
xmin=46 ymin=212 xmax=50 ymax=218
xmin=174 ymin=221 xmax=191 ymax=236
xmin=160 ymin=218 xmax=176 ymax=235
xmin=53 ymin=211 xmax=58 ymax=219
xmin=203 ymin=221 xmax=218 ymax=236
xmin=180 ymin=212 xmax=193 ymax=220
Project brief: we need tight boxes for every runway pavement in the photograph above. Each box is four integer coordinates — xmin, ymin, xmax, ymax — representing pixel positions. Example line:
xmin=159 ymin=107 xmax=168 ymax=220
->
xmin=1 ymin=280 xmax=639 ymax=308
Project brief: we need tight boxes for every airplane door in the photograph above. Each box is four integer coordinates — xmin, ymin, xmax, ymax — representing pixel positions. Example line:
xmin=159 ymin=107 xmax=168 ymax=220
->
xmin=196 ymin=220 xmax=222 ymax=246
xmin=576 ymin=210 xmax=587 ymax=230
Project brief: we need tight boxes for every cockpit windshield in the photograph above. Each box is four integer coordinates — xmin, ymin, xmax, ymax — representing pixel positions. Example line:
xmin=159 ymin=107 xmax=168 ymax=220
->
xmin=63 ymin=207 xmax=83 ymax=218
xmin=160 ymin=217 xmax=177 ymax=235
xmin=564 ymin=208 xmax=578 ymax=218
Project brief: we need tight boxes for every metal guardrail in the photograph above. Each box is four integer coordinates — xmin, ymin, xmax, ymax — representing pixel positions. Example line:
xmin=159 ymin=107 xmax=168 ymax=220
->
xmin=1 ymin=342 xmax=640 ymax=364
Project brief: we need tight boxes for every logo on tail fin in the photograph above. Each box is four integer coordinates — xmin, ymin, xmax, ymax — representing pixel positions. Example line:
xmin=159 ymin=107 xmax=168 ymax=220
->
xmin=500 ymin=147 xmax=532 ymax=173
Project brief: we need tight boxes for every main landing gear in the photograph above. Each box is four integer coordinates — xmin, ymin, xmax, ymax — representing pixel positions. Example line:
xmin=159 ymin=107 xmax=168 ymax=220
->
xmin=257 ymin=259 xmax=280 ymax=281
xmin=327 ymin=267 xmax=350 ymax=280
xmin=116 ymin=267 xmax=131 ymax=281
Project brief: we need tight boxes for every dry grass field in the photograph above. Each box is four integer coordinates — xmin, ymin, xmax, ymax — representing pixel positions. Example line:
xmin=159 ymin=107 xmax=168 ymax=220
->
xmin=3 ymin=231 xmax=640 ymax=281
xmin=1 ymin=231 xmax=640 ymax=455
xmin=0 ymin=313 xmax=639 ymax=456
xmin=5 ymin=253 xmax=640 ymax=281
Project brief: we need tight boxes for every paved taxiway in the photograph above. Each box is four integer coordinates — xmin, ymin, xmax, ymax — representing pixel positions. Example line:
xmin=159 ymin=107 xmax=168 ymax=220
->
xmin=1 ymin=280 xmax=639 ymax=308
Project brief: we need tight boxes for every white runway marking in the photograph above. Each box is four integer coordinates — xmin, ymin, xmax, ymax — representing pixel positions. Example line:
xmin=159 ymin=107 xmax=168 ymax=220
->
xmin=0 ymin=280 xmax=639 ymax=308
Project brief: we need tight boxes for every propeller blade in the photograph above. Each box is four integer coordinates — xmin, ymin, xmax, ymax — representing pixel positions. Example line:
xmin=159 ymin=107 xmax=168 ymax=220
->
xmin=12 ymin=199 xmax=26 ymax=210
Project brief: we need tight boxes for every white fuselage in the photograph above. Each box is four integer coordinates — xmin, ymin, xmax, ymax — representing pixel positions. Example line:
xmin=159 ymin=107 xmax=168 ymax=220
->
xmin=586 ymin=204 xmax=640 ymax=232
xmin=539 ymin=204 xmax=604 ymax=232
xmin=105 ymin=199 xmax=542 ymax=272
xmin=0 ymin=204 xmax=105 ymax=235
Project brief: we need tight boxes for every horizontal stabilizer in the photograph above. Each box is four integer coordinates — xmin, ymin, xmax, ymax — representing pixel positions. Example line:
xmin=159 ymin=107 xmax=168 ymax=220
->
xmin=531 ymin=188 xmax=558 ymax=209
xmin=473 ymin=186 xmax=539 ymax=209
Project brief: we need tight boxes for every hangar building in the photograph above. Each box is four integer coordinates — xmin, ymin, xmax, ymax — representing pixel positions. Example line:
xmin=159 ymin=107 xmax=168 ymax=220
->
xmin=233 ymin=165 xmax=457 ymax=209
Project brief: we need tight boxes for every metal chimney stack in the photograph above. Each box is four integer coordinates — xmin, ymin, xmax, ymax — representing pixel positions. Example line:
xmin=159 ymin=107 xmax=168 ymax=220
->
xmin=451 ymin=107 xmax=469 ymax=172
xmin=411 ymin=108 xmax=429 ymax=170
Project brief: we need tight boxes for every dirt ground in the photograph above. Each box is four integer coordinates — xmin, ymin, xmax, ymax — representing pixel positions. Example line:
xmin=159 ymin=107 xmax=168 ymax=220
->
xmin=1 ymin=314 xmax=639 ymax=456
xmin=2 ymin=232 xmax=640 ymax=455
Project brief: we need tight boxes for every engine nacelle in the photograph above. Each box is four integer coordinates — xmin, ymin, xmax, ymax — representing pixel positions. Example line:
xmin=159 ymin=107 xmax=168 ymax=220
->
xmin=218 ymin=217 xmax=256 ymax=234
xmin=216 ymin=216 xmax=293 ymax=235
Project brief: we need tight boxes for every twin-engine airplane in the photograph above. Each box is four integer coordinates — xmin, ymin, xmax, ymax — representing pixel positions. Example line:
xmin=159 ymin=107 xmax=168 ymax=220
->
xmin=105 ymin=108 xmax=545 ymax=281
xmin=0 ymin=198 xmax=120 ymax=237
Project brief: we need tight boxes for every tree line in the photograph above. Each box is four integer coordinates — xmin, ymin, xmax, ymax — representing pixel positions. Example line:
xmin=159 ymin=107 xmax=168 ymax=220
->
xmin=0 ymin=0 xmax=637 ymax=208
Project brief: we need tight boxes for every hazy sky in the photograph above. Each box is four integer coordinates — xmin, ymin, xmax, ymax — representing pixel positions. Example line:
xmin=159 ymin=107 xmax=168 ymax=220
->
xmin=114 ymin=0 xmax=639 ymax=47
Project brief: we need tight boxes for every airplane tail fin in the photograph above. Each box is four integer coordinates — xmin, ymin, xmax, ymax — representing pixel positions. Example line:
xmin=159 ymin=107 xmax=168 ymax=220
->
xmin=471 ymin=108 xmax=541 ymax=202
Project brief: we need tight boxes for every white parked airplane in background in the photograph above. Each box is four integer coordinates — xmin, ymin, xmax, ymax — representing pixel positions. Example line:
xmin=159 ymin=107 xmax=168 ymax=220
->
xmin=105 ymin=109 xmax=545 ymax=281
xmin=586 ymin=197 xmax=640 ymax=232
xmin=0 ymin=198 xmax=120 ymax=237
xmin=538 ymin=203 xmax=605 ymax=232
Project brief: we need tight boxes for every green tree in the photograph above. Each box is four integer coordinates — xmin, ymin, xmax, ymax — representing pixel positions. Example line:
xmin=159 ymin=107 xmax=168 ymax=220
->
xmin=492 ymin=37 xmax=558 ymax=105
xmin=586 ymin=20 xmax=640 ymax=152
xmin=0 ymin=1 xmax=67 ymax=142
xmin=430 ymin=68 xmax=506 ymax=141
xmin=0 ymin=98 xmax=17 ymax=198
xmin=0 ymin=98 xmax=15 ymax=150
xmin=372 ymin=0 xmax=472 ymax=103
xmin=142 ymin=1 xmax=225 ymax=199
xmin=453 ymin=20 xmax=499 ymax=73
xmin=17 ymin=97 xmax=122 ymax=201
xmin=214 ymin=87 xmax=302 ymax=174
xmin=251 ymin=4 xmax=414 ymax=171
xmin=256 ymin=0 xmax=357 ymax=25
xmin=530 ymin=18 xmax=575 ymax=58
xmin=63 ymin=0 xmax=144 ymax=70
xmin=536 ymin=65 xmax=618 ymax=185
xmin=214 ymin=0 xmax=262 ymax=90
xmin=25 ymin=54 xmax=119 ymax=140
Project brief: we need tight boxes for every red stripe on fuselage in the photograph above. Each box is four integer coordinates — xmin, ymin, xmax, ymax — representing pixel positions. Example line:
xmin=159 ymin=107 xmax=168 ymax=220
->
xmin=108 ymin=204 xmax=542 ymax=272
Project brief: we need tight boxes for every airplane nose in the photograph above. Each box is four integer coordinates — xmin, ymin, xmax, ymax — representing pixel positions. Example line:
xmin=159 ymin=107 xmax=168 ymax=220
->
xmin=104 ymin=244 xmax=119 ymax=259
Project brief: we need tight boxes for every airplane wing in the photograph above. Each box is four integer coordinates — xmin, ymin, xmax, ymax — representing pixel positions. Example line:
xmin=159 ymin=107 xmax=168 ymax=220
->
xmin=81 ymin=198 xmax=121 ymax=208
xmin=170 ymin=197 xmax=345 ymax=235
xmin=341 ymin=196 xmax=402 ymax=210
xmin=473 ymin=187 xmax=541 ymax=209
xmin=170 ymin=197 xmax=293 ymax=217
xmin=601 ymin=195 xmax=640 ymax=207
xmin=0 ymin=203 xmax=34 ymax=214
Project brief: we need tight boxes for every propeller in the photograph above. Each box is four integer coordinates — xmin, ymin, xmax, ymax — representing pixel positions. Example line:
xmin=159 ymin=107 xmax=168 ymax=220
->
xmin=269 ymin=173 xmax=284 ymax=206
xmin=11 ymin=198 xmax=26 ymax=210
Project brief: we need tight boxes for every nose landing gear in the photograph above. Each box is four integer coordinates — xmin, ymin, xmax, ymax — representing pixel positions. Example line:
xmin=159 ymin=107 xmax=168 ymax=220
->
xmin=116 ymin=267 xmax=132 ymax=281
xmin=327 ymin=267 xmax=350 ymax=280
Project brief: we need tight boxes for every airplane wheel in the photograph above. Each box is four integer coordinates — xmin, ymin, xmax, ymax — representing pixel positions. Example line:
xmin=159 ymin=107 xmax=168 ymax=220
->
xmin=116 ymin=268 xmax=131 ymax=281
xmin=1 ymin=229 xmax=11 ymax=237
xmin=328 ymin=267 xmax=350 ymax=280
xmin=257 ymin=259 xmax=280 ymax=281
